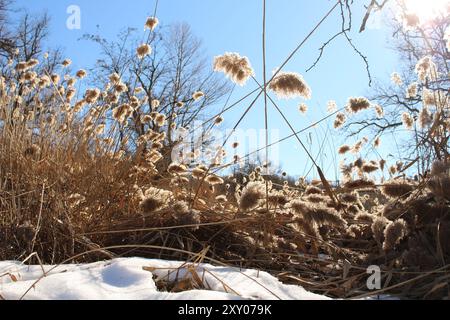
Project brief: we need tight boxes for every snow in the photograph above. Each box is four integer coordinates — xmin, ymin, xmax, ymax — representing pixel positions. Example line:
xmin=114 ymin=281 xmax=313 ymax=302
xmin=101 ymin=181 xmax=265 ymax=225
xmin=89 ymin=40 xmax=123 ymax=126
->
xmin=0 ymin=258 xmax=331 ymax=300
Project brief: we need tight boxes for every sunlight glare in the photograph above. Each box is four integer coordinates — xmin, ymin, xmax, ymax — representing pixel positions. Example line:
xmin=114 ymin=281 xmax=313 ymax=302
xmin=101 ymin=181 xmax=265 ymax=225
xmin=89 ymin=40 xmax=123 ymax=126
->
xmin=403 ymin=0 xmax=450 ymax=23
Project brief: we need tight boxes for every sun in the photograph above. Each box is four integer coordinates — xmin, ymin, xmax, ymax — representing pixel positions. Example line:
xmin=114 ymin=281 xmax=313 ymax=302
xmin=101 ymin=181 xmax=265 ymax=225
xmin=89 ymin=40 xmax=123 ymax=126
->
xmin=403 ymin=0 xmax=450 ymax=23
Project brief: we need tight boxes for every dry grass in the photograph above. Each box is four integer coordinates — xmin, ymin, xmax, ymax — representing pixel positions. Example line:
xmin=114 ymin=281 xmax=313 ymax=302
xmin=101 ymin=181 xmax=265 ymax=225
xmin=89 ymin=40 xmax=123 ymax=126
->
xmin=0 ymin=1 xmax=449 ymax=300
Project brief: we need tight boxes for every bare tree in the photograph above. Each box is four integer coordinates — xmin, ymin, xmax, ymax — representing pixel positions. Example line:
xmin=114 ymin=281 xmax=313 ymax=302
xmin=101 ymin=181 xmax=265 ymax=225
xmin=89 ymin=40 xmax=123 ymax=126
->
xmin=15 ymin=12 xmax=49 ymax=60
xmin=0 ymin=3 xmax=63 ymax=76
xmin=0 ymin=2 xmax=64 ymax=129
xmin=83 ymin=23 xmax=231 ymax=152
xmin=0 ymin=0 xmax=14 ymax=56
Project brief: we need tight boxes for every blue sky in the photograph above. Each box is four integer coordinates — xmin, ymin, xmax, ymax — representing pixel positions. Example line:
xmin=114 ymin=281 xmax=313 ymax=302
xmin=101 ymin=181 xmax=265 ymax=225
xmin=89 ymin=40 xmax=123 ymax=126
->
xmin=13 ymin=0 xmax=402 ymax=180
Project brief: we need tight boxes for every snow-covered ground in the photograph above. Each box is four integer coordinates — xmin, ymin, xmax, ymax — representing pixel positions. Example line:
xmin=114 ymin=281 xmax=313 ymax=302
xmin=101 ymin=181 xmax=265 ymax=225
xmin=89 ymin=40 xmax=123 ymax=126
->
xmin=0 ymin=258 xmax=331 ymax=300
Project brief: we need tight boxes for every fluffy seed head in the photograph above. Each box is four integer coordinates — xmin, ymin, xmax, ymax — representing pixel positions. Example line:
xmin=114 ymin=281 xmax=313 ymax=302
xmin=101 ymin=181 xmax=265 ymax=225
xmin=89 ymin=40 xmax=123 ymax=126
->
xmin=355 ymin=212 xmax=376 ymax=223
xmin=84 ymin=88 xmax=101 ymax=104
xmin=213 ymin=52 xmax=254 ymax=85
xmin=205 ymin=175 xmax=224 ymax=186
xmin=373 ymin=137 xmax=381 ymax=148
xmin=214 ymin=116 xmax=223 ymax=125
xmin=346 ymin=97 xmax=371 ymax=113
xmin=298 ymin=103 xmax=308 ymax=114
xmin=379 ymin=159 xmax=386 ymax=171
xmin=66 ymin=88 xmax=76 ymax=102
xmin=139 ymin=187 xmax=172 ymax=214
xmin=137 ymin=44 xmax=152 ymax=59
xmin=406 ymin=82 xmax=418 ymax=99
xmin=22 ymin=71 xmax=37 ymax=82
xmin=192 ymin=165 xmax=208 ymax=179
xmin=391 ymin=72 xmax=403 ymax=86
xmin=193 ymin=91 xmax=204 ymax=100
xmin=422 ymin=88 xmax=437 ymax=106
xmin=144 ymin=17 xmax=159 ymax=31
xmin=26 ymin=59 xmax=39 ymax=69
xmin=374 ymin=104 xmax=384 ymax=118
xmin=38 ymin=75 xmax=50 ymax=88
xmin=326 ymin=100 xmax=337 ymax=113
xmin=306 ymin=204 xmax=347 ymax=228
xmin=305 ymin=186 xmax=322 ymax=195
xmin=15 ymin=61 xmax=28 ymax=72
xmin=415 ymin=56 xmax=436 ymax=82
xmin=402 ymin=112 xmax=414 ymax=130
xmin=112 ymin=103 xmax=132 ymax=123
xmin=402 ymin=13 xmax=420 ymax=30
xmin=76 ymin=69 xmax=87 ymax=79
xmin=418 ymin=106 xmax=433 ymax=128
xmin=173 ymin=203 xmax=201 ymax=228
xmin=383 ymin=219 xmax=408 ymax=251
xmin=114 ymin=82 xmax=128 ymax=93
xmin=154 ymin=113 xmax=166 ymax=127
xmin=151 ymin=99 xmax=160 ymax=110
xmin=238 ymin=181 xmax=266 ymax=211
xmin=344 ymin=179 xmax=376 ymax=190
xmin=51 ymin=74 xmax=60 ymax=84
xmin=362 ymin=162 xmax=379 ymax=174
xmin=381 ymin=180 xmax=414 ymax=198
xmin=168 ymin=163 xmax=187 ymax=175
xmin=338 ymin=144 xmax=351 ymax=154
xmin=334 ymin=112 xmax=346 ymax=129
xmin=109 ymin=73 xmax=121 ymax=84
xmin=269 ymin=72 xmax=311 ymax=100
xmin=67 ymin=77 xmax=76 ymax=87
xmin=340 ymin=192 xmax=358 ymax=203
xmin=371 ymin=216 xmax=390 ymax=244
xmin=62 ymin=59 xmax=72 ymax=67
xmin=289 ymin=200 xmax=310 ymax=216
